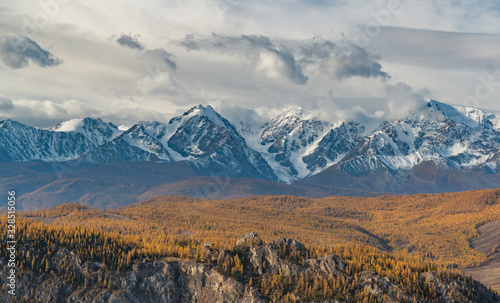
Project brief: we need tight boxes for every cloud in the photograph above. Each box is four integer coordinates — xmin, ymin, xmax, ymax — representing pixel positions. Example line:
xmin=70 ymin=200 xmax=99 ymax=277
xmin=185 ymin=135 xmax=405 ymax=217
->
xmin=3 ymin=1 xmax=500 ymax=128
xmin=180 ymin=34 xmax=308 ymax=84
xmin=139 ymin=49 xmax=177 ymax=70
xmin=301 ymin=40 xmax=389 ymax=80
xmin=116 ymin=68 xmax=180 ymax=103
xmin=0 ymin=98 xmax=168 ymax=129
xmin=244 ymin=35 xmax=308 ymax=84
xmin=180 ymin=34 xmax=198 ymax=51
xmin=368 ymin=27 xmax=500 ymax=71
xmin=14 ymin=99 xmax=98 ymax=119
xmin=116 ymin=34 xmax=144 ymax=50
xmin=331 ymin=46 xmax=389 ymax=80
xmin=214 ymin=102 xmax=273 ymax=128
xmin=0 ymin=98 xmax=99 ymax=127
xmin=0 ymin=95 xmax=14 ymax=111
xmin=180 ymin=34 xmax=389 ymax=83
xmin=0 ymin=35 xmax=61 ymax=68
xmin=115 ymin=33 xmax=176 ymax=70
xmin=384 ymin=82 xmax=430 ymax=119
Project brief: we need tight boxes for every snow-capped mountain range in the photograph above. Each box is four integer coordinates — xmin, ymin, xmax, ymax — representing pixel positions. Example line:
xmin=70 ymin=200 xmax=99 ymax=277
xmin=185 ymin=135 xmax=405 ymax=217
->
xmin=1 ymin=100 xmax=500 ymax=185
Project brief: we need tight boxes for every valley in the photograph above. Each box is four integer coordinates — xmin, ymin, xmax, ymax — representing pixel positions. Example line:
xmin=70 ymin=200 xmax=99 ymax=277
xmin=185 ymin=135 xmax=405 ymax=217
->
xmin=463 ymin=220 xmax=500 ymax=291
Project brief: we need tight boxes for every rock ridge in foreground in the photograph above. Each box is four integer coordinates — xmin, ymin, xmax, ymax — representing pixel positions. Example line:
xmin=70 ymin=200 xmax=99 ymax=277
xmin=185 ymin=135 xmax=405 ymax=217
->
xmin=1 ymin=232 xmax=499 ymax=302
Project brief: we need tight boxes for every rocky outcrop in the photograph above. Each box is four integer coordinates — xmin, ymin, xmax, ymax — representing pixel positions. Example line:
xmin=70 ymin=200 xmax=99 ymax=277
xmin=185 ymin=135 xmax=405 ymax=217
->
xmin=66 ymin=261 xmax=263 ymax=303
xmin=304 ymin=255 xmax=346 ymax=275
xmin=236 ymin=232 xmax=263 ymax=247
xmin=357 ymin=270 xmax=500 ymax=303
xmin=0 ymin=249 xmax=264 ymax=303
xmin=2 ymin=232 xmax=499 ymax=303
xmin=235 ymin=232 xmax=343 ymax=277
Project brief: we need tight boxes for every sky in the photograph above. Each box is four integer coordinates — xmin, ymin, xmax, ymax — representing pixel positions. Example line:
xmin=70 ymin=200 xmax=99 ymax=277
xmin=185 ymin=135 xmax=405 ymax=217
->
xmin=1 ymin=0 xmax=500 ymax=128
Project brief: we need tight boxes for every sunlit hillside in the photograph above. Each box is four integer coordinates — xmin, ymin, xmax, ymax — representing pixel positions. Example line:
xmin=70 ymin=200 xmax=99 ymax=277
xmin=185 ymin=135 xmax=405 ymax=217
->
xmin=24 ymin=189 xmax=500 ymax=269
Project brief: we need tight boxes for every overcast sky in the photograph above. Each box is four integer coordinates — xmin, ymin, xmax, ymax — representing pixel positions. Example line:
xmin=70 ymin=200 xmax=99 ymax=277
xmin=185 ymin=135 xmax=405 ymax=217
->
xmin=1 ymin=0 xmax=500 ymax=128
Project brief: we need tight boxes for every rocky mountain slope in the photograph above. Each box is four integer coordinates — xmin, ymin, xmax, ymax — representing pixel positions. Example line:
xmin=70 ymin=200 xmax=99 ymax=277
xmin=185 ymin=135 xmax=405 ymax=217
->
xmin=75 ymin=105 xmax=276 ymax=180
xmin=0 ymin=118 xmax=120 ymax=162
xmin=0 ymin=248 xmax=263 ymax=303
xmin=295 ymin=101 xmax=500 ymax=194
xmin=337 ymin=100 xmax=500 ymax=175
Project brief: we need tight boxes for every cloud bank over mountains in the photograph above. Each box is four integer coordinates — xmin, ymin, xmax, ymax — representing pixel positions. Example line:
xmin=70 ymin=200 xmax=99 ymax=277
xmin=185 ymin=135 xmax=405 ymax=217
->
xmin=0 ymin=1 xmax=500 ymax=127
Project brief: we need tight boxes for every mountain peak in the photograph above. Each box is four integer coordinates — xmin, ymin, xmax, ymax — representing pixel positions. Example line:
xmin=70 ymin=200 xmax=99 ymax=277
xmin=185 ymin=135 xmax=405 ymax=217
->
xmin=276 ymin=106 xmax=304 ymax=119
xmin=136 ymin=120 xmax=162 ymax=128
xmin=0 ymin=119 xmax=20 ymax=128
xmin=49 ymin=117 xmax=122 ymax=146
xmin=181 ymin=104 xmax=231 ymax=130
xmin=184 ymin=104 xmax=216 ymax=115
xmin=266 ymin=107 xmax=305 ymax=128
xmin=283 ymin=105 xmax=303 ymax=113
xmin=50 ymin=118 xmax=86 ymax=132
xmin=50 ymin=117 xmax=118 ymax=133
xmin=427 ymin=99 xmax=500 ymax=130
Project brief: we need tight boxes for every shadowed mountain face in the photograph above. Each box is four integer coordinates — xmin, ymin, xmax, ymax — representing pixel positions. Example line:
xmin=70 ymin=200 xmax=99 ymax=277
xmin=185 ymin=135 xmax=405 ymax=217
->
xmin=1 ymin=101 xmax=500 ymax=208
xmin=3 ymin=161 xmax=378 ymax=211
xmin=294 ymin=160 xmax=500 ymax=195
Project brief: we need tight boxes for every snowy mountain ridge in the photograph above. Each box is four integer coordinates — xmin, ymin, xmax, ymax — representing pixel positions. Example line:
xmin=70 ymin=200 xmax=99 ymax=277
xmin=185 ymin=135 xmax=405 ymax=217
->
xmin=2 ymin=101 xmax=500 ymax=183
xmin=0 ymin=118 xmax=119 ymax=162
